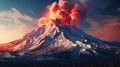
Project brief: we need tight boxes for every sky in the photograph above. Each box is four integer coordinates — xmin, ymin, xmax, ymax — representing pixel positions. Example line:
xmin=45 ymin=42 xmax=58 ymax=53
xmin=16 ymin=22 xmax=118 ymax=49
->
xmin=0 ymin=0 xmax=120 ymax=43
xmin=0 ymin=0 xmax=59 ymax=18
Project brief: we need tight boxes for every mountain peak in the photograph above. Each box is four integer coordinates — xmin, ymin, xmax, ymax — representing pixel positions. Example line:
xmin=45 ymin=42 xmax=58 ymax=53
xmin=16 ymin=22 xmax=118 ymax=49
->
xmin=0 ymin=24 xmax=119 ymax=61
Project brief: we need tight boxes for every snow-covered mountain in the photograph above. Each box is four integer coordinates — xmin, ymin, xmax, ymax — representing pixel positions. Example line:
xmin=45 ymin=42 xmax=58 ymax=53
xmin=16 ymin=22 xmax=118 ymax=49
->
xmin=0 ymin=24 xmax=120 ymax=62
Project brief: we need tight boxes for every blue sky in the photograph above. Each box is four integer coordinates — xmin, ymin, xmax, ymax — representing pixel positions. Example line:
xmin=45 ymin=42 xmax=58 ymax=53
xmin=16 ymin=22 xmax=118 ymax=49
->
xmin=0 ymin=0 xmax=119 ymax=18
xmin=0 ymin=0 xmax=58 ymax=18
xmin=0 ymin=0 xmax=59 ymax=43
xmin=0 ymin=0 xmax=120 ymax=43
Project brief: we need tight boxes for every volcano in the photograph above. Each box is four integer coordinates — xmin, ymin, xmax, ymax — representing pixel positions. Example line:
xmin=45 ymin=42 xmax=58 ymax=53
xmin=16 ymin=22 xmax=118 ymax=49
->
xmin=0 ymin=0 xmax=120 ymax=63
xmin=0 ymin=24 xmax=119 ymax=62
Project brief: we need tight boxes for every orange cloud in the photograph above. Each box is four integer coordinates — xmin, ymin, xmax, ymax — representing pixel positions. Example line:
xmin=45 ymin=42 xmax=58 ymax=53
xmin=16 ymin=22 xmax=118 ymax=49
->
xmin=0 ymin=8 xmax=36 ymax=44
xmin=38 ymin=0 xmax=86 ymax=27
xmin=86 ymin=20 xmax=120 ymax=42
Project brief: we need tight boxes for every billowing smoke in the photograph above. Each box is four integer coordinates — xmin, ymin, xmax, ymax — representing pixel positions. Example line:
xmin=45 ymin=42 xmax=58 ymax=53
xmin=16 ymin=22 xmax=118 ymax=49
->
xmin=38 ymin=0 xmax=86 ymax=27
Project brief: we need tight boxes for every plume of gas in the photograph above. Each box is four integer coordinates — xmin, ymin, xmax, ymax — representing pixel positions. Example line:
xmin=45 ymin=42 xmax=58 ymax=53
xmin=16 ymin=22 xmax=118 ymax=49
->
xmin=38 ymin=0 xmax=86 ymax=27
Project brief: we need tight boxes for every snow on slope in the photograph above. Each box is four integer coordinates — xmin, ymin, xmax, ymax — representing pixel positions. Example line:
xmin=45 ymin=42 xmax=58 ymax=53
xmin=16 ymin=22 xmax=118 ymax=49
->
xmin=0 ymin=24 xmax=120 ymax=61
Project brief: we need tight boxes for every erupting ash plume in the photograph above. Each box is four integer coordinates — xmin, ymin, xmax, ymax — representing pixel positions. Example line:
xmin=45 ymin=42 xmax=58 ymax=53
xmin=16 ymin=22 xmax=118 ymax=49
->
xmin=0 ymin=0 xmax=119 ymax=62
xmin=38 ymin=0 xmax=86 ymax=27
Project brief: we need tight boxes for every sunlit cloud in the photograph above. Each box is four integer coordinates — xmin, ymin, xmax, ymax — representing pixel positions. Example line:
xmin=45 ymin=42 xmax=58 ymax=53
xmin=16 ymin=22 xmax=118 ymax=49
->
xmin=0 ymin=8 xmax=37 ymax=43
xmin=85 ymin=16 xmax=120 ymax=42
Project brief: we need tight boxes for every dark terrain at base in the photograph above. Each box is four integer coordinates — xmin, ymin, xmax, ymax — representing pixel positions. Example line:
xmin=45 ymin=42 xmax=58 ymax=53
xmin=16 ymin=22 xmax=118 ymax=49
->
xmin=0 ymin=59 xmax=120 ymax=67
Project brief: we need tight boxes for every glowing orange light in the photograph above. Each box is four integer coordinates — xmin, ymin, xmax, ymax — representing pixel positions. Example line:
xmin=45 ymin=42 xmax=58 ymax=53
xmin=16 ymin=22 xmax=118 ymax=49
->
xmin=38 ymin=0 xmax=85 ymax=27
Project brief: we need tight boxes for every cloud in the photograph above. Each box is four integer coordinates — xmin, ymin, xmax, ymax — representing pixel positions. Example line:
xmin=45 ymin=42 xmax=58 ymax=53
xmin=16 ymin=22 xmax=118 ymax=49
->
xmin=38 ymin=0 xmax=86 ymax=28
xmin=78 ymin=0 xmax=120 ymax=42
xmin=85 ymin=16 xmax=120 ymax=42
xmin=79 ymin=0 xmax=112 ymax=16
xmin=0 ymin=8 xmax=37 ymax=43
xmin=79 ymin=0 xmax=88 ymax=5
xmin=0 ymin=24 xmax=5 ymax=30
xmin=118 ymin=8 xmax=120 ymax=12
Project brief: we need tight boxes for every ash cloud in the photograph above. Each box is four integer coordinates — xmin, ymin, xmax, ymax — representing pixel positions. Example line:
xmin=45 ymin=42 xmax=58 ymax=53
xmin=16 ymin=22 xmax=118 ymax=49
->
xmin=38 ymin=0 xmax=86 ymax=28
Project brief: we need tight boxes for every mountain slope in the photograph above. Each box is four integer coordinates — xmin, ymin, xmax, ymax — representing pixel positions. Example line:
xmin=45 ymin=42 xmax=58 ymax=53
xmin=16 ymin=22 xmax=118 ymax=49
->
xmin=0 ymin=24 xmax=120 ymax=61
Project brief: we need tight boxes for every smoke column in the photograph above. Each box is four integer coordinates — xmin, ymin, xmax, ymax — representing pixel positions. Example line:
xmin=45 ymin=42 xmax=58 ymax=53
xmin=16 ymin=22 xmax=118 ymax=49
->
xmin=38 ymin=0 xmax=86 ymax=27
